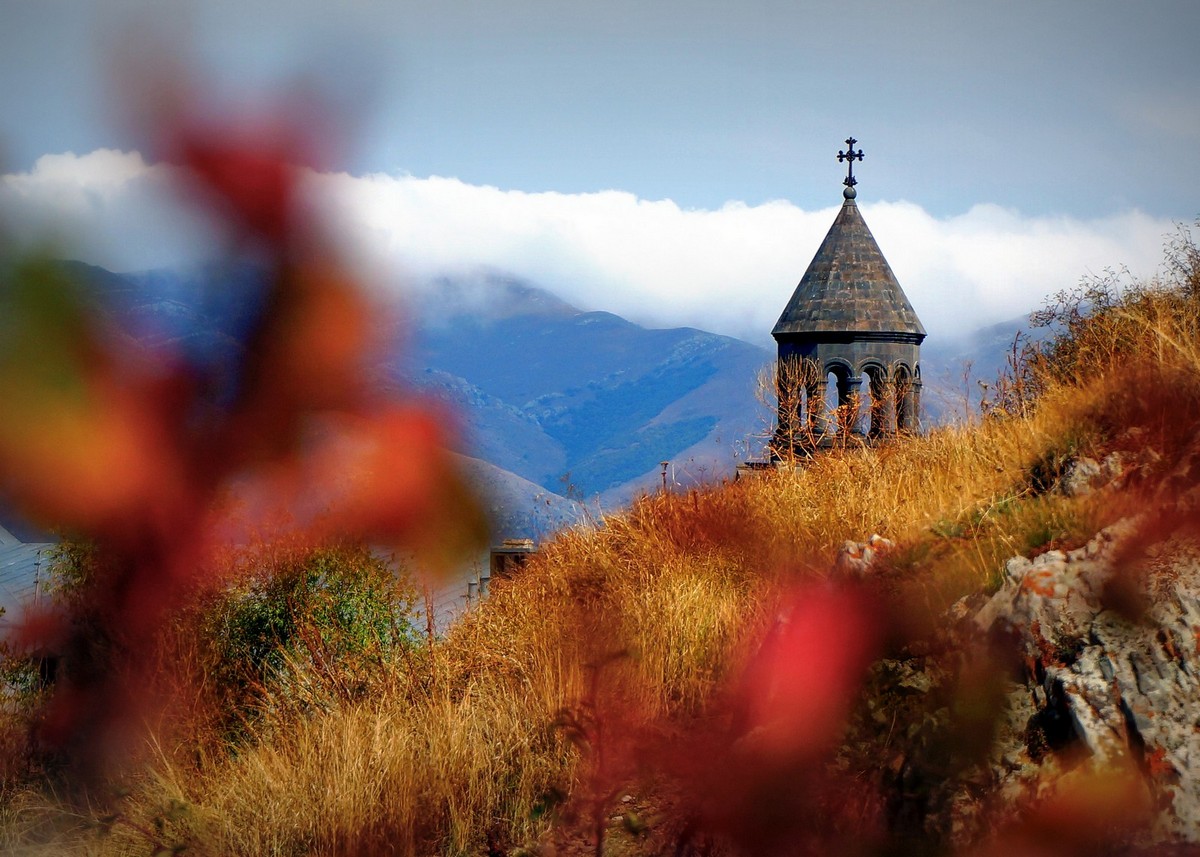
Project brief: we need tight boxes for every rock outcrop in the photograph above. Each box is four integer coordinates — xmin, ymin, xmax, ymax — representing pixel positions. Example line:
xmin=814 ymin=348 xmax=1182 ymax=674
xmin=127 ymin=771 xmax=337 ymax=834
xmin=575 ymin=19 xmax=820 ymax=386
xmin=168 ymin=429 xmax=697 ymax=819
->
xmin=833 ymin=534 xmax=895 ymax=579
xmin=845 ymin=439 xmax=1200 ymax=848
xmin=972 ymin=511 xmax=1200 ymax=839
xmin=1058 ymin=451 xmax=1129 ymax=497
xmin=958 ymin=440 xmax=1200 ymax=842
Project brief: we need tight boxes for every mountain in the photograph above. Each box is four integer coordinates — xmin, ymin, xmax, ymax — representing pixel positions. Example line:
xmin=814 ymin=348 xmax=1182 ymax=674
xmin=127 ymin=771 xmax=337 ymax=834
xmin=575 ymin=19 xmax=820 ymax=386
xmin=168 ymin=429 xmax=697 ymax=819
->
xmin=920 ymin=313 xmax=1057 ymax=422
xmin=451 ymin=453 xmax=587 ymax=542
xmin=40 ymin=263 xmax=772 ymax=521
xmin=403 ymin=273 xmax=772 ymax=501
xmin=43 ymin=261 xmax=1053 ymax=507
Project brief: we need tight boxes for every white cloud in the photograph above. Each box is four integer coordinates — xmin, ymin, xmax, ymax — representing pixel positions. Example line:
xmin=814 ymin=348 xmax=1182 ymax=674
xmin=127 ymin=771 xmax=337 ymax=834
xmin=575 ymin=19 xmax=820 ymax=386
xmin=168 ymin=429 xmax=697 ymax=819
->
xmin=1 ymin=149 xmax=1180 ymax=345
xmin=314 ymin=170 xmax=1175 ymax=344
xmin=12 ymin=150 xmax=153 ymax=187
xmin=867 ymin=201 xmax=1170 ymax=340
xmin=0 ymin=149 xmax=220 ymax=270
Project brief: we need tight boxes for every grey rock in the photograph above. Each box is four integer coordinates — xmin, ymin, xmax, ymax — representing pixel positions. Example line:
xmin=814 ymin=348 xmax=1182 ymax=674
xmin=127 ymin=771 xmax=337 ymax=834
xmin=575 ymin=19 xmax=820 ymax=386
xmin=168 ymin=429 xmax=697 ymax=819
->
xmin=1061 ymin=456 xmax=1103 ymax=497
xmin=970 ymin=504 xmax=1200 ymax=841
xmin=1060 ymin=451 xmax=1127 ymax=497
xmin=833 ymin=534 xmax=895 ymax=578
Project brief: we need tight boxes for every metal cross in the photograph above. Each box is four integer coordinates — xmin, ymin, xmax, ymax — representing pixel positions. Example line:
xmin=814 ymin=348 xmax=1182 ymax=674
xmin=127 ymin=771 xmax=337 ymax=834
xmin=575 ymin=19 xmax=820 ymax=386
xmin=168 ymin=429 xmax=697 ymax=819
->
xmin=837 ymin=137 xmax=864 ymax=187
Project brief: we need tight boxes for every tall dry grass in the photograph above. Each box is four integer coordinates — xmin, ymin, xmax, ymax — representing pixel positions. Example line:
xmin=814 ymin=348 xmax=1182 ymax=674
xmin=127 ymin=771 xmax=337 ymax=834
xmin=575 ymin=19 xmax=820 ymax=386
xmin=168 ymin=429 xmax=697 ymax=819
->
xmin=0 ymin=389 xmax=1122 ymax=857
xmin=6 ymin=225 xmax=1199 ymax=855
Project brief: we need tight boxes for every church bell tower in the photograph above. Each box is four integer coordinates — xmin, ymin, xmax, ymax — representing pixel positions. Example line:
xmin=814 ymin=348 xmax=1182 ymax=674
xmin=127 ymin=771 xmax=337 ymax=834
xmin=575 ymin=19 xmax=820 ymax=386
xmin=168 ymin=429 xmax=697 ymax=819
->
xmin=771 ymin=138 xmax=926 ymax=458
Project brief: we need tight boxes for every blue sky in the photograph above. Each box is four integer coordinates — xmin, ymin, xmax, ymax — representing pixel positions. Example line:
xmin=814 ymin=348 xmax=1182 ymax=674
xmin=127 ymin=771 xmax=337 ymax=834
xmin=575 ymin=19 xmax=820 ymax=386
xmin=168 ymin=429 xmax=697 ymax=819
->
xmin=1 ymin=0 xmax=1198 ymax=342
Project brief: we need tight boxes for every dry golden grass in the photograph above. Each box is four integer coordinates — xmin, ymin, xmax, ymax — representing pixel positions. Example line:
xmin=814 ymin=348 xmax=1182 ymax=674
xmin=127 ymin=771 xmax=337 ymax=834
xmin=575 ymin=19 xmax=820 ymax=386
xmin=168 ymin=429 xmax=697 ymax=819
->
xmin=0 ymin=390 xmax=1127 ymax=857
xmin=5 ymin=228 xmax=1199 ymax=855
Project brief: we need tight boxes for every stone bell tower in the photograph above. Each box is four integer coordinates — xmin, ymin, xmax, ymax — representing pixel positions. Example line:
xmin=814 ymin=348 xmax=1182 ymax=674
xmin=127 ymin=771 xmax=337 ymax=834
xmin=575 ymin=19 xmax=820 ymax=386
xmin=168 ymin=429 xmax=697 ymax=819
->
xmin=771 ymin=137 xmax=926 ymax=459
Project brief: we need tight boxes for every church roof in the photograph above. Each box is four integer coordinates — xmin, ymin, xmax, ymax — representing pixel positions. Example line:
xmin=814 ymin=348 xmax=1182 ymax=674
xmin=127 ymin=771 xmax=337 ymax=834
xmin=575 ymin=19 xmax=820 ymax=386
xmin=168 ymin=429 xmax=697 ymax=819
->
xmin=772 ymin=192 xmax=926 ymax=340
xmin=0 ymin=536 xmax=53 ymax=628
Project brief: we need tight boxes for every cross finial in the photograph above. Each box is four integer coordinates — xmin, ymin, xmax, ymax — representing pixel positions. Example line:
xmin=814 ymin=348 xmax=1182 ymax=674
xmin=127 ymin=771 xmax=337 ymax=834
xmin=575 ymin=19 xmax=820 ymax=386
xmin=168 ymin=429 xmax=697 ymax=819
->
xmin=837 ymin=136 xmax=864 ymax=188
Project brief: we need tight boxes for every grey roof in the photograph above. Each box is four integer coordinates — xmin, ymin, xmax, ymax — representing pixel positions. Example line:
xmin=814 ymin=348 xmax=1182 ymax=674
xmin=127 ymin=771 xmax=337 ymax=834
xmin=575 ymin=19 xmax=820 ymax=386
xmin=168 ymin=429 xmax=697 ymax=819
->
xmin=772 ymin=197 xmax=926 ymax=339
xmin=0 ymin=526 xmax=54 ymax=626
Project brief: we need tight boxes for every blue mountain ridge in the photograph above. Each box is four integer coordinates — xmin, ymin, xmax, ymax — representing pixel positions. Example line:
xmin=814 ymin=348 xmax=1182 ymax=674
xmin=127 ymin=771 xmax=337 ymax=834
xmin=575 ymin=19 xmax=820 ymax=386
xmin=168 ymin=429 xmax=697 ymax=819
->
xmin=36 ymin=262 xmax=1042 ymax=510
xmin=400 ymin=272 xmax=773 ymax=501
xmin=44 ymin=262 xmax=774 ymax=508
xmin=0 ymin=261 xmax=1055 ymax=632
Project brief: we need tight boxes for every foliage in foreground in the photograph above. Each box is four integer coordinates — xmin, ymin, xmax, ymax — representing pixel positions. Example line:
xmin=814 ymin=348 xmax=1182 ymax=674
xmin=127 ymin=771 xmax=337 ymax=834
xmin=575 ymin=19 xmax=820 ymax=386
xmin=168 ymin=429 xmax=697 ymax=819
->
xmin=89 ymin=218 xmax=1195 ymax=857
xmin=0 ymin=84 xmax=1197 ymax=853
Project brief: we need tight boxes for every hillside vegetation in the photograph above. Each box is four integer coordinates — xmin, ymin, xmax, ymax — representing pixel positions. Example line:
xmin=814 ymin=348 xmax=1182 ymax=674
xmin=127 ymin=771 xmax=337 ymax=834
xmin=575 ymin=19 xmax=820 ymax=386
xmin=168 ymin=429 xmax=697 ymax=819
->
xmin=1 ymin=149 xmax=1197 ymax=854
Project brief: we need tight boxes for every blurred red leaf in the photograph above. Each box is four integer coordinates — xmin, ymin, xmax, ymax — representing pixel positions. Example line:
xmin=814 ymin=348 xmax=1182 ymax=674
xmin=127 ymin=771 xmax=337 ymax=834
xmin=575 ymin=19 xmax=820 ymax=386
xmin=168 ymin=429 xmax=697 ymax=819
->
xmin=0 ymin=90 xmax=484 ymax=792
xmin=738 ymin=583 xmax=882 ymax=759
xmin=169 ymin=123 xmax=308 ymax=243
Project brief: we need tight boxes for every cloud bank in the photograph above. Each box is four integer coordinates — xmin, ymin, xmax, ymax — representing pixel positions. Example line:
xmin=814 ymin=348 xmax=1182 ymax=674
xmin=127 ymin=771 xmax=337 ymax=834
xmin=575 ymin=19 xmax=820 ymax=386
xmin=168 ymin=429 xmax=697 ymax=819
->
xmin=1 ymin=149 xmax=1179 ymax=344
xmin=0 ymin=150 xmax=224 ymax=270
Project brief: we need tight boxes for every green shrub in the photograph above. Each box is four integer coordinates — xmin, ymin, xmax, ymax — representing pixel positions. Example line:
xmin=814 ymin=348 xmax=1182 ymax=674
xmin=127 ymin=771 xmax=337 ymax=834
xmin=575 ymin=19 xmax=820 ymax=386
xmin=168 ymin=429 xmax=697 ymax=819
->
xmin=3 ymin=538 xmax=420 ymax=745
xmin=206 ymin=542 xmax=420 ymax=718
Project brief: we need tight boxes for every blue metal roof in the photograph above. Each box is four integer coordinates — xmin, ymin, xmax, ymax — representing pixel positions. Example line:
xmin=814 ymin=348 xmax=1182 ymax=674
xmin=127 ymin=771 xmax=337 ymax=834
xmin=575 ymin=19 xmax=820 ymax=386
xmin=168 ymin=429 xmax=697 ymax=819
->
xmin=0 ymin=526 xmax=54 ymax=626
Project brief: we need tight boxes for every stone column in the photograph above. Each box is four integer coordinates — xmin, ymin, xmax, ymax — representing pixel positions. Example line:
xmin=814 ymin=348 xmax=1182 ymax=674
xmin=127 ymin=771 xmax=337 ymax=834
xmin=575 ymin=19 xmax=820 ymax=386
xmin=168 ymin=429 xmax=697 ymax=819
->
xmin=897 ymin=376 xmax=921 ymax=433
xmin=807 ymin=378 xmax=828 ymax=442
xmin=908 ymin=380 xmax=922 ymax=432
xmin=868 ymin=371 xmax=894 ymax=438
xmin=774 ymin=358 xmax=812 ymax=457
xmin=838 ymin=375 xmax=863 ymax=436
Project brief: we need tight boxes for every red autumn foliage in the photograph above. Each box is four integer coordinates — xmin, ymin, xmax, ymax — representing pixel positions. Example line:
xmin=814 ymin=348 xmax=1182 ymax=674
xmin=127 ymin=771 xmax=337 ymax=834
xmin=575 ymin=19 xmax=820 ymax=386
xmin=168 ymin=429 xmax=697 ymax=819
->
xmin=635 ymin=583 xmax=887 ymax=856
xmin=736 ymin=584 xmax=882 ymax=760
xmin=0 ymin=99 xmax=484 ymax=793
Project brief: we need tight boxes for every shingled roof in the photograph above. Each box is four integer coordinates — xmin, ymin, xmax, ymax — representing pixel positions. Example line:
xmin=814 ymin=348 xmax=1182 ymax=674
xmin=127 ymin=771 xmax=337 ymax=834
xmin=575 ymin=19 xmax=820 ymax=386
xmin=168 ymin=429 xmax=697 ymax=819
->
xmin=772 ymin=195 xmax=926 ymax=339
xmin=0 ymin=524 xmax=52 ymax=627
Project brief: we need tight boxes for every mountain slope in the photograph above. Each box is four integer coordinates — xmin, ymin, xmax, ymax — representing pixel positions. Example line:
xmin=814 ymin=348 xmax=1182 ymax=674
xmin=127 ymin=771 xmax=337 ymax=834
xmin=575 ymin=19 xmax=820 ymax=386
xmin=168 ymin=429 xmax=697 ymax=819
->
xmin=56 ymin=262 xmax=1046 ymax=503
xmin=407 ymin=272 xmax=771 ymax=498
xmin=52 ymin=263 xmax=772 ymax=512
xmin=920 ymin=313 xmax=1057 ymax=421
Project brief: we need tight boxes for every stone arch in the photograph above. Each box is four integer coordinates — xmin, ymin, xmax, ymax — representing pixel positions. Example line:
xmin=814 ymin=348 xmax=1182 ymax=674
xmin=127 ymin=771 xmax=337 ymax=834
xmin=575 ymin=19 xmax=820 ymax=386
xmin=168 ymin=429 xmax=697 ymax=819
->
xmin=774 ymin=355 xmax=815 ymax=453
xmin=860 ymin=360 xmax=892 ymax=438
xmin=824 ymin=357 xmax=855 ymax=379
xmin=894 ymin=363 xmax=918 ymax=433
xmin=857 ymin=358 xmax=888 ymax=379
xmin=823 ymin=359 xmax=860 ymax=437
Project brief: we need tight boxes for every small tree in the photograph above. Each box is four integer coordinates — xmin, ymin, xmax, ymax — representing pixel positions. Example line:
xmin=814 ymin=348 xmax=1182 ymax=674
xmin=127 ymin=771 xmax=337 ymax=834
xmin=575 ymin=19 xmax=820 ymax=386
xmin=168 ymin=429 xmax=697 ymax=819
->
xmin=206 ymin=541 xmax=420 ymax=720
xmin=759 ymin=356 xmax=825 ymax=463
xmin=998 ymin=219 xmax=1200 ymax=415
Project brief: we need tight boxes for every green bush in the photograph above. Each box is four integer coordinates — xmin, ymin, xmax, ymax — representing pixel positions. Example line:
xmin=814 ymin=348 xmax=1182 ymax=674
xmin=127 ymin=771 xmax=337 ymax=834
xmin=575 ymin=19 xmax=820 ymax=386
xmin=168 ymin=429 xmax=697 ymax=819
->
xmin=206 ymin=542 xmax=420 ymax=717
xmin=3 ymin=538 xmax=421 ymax=745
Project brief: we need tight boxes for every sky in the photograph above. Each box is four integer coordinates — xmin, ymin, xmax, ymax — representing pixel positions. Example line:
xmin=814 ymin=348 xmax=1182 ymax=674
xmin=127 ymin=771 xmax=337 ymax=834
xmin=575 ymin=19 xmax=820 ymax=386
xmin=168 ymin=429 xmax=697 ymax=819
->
xmin=1 ymin=0 xmax=1198 ymax=345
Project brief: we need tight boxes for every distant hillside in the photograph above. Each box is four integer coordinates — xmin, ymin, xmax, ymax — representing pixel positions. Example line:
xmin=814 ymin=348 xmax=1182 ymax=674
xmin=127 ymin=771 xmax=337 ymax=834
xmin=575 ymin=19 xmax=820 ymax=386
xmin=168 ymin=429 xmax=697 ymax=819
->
xmin=451 ymin=453 xmax=586 ymax=542
xmin=920 ymin=313 xmax=1057 ymax=422
xmin=57 ymin=261 xmax=1045 ymax=502
xmin=406 ymin=273 xmax=771 ymax=501
xmin=52 ymin=263 xmax=772 ymax=515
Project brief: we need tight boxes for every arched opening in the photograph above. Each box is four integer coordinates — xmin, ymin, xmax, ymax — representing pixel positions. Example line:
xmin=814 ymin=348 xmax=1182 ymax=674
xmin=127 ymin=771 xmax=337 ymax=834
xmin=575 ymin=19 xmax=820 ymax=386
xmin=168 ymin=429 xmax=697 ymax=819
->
xmin=823 ymin=363 xmax=861 ymax=440
xmin=862 ymin=365 xmax=892 ymax=438
xmin=895 ymin=364 xmax=916 ymax=433
xmin=824 ymin=370 xmax=841 ymax=436
xmin=774 ymin=357 xmax=812 ymax=455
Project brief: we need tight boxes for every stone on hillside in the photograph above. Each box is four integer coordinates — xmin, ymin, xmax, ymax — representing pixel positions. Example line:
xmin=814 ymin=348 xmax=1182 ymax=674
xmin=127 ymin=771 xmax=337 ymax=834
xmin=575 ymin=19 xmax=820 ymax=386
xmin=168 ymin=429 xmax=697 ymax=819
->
xmin=1156 ymin=443 xmax=1200 ymax=511
xmin=833 ymin=534 xmax=895 ymax=578
xmin=971 ymin=510 xmax=1200 ymax=842
xmin=1060 ymin=451 xmax=1127 ymax=497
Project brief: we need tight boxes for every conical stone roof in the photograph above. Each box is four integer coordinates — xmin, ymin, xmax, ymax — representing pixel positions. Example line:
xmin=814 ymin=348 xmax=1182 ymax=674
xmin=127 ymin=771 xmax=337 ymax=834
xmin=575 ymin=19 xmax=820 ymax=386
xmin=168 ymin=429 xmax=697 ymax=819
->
xmin=772 ymin=194 xmax=926 ymax=339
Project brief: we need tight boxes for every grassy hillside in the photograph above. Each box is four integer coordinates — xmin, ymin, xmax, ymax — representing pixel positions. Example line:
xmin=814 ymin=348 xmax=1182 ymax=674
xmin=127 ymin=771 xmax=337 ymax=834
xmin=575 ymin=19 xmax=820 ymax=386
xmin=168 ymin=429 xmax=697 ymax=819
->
xmin=411 ymin=276 xmax=771 ymax=498
xmin=2 ymin=223 xmax=1198 ymax=855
